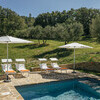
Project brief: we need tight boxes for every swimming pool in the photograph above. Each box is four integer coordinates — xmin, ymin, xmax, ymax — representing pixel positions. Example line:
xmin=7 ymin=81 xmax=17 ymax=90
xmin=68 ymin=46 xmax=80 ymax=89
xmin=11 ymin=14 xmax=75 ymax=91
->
xmin=15 ymin=80 xmax=100 ymax=100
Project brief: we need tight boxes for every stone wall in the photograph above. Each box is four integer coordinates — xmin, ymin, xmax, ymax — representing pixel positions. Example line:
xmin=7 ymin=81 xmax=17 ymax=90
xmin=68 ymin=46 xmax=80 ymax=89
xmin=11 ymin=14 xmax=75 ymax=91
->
xmin=60 ymin=62 xmax=100 ymax=72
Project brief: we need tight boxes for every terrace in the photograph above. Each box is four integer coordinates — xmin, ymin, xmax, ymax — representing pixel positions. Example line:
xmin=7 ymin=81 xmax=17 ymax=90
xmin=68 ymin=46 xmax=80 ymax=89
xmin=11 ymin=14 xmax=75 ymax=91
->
xmin=0 ymin=69 xmax=100 ymax=100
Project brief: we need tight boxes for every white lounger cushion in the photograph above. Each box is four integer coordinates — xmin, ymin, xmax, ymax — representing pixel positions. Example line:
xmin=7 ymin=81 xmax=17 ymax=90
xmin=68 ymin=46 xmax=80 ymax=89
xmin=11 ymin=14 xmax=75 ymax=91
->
xmin=1 ymin=59 xmax=12 ymax=63
xmin=51 ymin=63 xmax=61 ymax=69
xmin=15 ymin=64 xmax=26 ymax=70
xmin=39 ymin=63 xmax=49 ymax=69
xmin=15 ymin=59 xmax=25 ymax=62
xmin=50 ymin=58 xmax=58 ymax=61
xmin=1 ymin=64 xmax=13 ymax=72
xmin=38 ymin=58 xmax=47 ymax=61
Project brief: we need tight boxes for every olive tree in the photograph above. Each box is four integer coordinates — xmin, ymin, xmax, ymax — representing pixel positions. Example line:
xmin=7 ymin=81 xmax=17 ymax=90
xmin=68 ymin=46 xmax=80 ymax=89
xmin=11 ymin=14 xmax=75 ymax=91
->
xmin=90 ymin=15 xmax=100 ymax=42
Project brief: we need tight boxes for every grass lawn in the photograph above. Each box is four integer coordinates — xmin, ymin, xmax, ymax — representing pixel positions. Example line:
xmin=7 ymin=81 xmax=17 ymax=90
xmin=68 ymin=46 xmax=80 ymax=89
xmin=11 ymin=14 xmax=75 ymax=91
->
xmin=0 ymin=39 xmax=100 ymax=74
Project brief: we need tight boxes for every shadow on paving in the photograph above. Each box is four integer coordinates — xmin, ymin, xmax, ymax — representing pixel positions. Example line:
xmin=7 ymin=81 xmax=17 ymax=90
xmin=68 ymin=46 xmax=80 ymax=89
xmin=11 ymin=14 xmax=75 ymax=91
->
xmin=0 ymin=74 xmax=26 ymax=80
xmin=13 ymin=74 xmax=26 ymax=79
xmin=0 ymin=75 xmax=10 ymax=80
xmin=14 ymin=43 xmax=49 ymax=49
xmin=33 ymin=48 xmax=73 ymax=59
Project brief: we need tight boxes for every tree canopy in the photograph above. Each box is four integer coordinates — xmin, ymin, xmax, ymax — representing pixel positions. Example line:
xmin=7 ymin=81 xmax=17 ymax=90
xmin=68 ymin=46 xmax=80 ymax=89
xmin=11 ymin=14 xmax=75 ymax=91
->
xmin=35 ymin=8 xmax=100 ymax=36
xmin=0 ymin=6 xmax=100 ymax=44
xmin=0 ymin=6 xmax=26 ymax=36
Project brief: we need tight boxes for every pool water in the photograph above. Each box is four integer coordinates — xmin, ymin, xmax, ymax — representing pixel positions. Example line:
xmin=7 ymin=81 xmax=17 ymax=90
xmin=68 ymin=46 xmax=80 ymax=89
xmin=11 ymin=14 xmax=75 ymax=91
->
xmin=15 ymin=80 xmax=100 ymax=100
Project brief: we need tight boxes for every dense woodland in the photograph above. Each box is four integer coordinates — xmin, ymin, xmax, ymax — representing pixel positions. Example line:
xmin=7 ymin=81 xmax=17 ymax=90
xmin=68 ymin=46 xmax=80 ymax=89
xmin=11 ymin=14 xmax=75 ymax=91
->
xmin=0 ymin=6 xmax=100 ymax=44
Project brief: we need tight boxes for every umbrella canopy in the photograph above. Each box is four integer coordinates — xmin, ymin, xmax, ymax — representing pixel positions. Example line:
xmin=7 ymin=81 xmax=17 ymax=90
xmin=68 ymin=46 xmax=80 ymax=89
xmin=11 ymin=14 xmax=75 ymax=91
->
xmin=0 ymin=36 xmax=33 ymax=43
xmin=0 ymin=36 xmax=33 ymax=82
xmin=59 ymin=42 xmax=93 ymax=49
xmin=59 ymin=42 xmax=93 ymax=72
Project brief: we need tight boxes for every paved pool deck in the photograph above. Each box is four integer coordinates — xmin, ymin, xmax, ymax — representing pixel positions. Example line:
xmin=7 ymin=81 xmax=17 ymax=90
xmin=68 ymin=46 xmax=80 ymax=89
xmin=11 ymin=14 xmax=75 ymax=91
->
xmin=0 ymin=69 xmax=100 ymax=100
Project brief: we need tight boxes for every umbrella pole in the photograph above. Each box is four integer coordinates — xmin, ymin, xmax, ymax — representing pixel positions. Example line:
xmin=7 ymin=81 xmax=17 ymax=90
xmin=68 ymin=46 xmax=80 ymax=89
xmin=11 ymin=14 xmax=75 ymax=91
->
xmin=7 ymin=42 xmax=8 ymax=80
xmin=4 ymin=42 xmax=10 ymax=82
xmin=73 ymin=47 xmax=75 ymax=73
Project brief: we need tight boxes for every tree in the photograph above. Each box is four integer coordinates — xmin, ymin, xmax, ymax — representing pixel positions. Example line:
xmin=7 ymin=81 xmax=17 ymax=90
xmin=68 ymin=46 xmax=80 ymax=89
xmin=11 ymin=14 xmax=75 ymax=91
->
xmin=0 ymin=7 xmax=26 ymax=36
xmin=60 ymin=24 xmax=70 ymax=44
xmin=60 ymin=22 xmax=84 ymax=44
xmin=42 ymin=25 xmax=51 ymax=44
xmin=75 ymin=7 xmax=100 ymax=36
xmin=22 ymin=13 xmax=35 ymax=27
xmin=34 ymin=25 xmax=43 ymax=44
xmin=54 ymin=23 xmax=65 ymax=40
xmin=68 ymin=22 xmax=84 ymax=41
xmin=90 ymin=15 xmax=100 ymax=41
xmin=15 ymin=28 xmax=31 ymax=38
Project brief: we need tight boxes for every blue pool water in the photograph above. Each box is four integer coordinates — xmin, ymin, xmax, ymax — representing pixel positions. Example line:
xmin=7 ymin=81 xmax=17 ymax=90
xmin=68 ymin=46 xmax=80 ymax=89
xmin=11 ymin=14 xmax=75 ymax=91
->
xmin=15 ymin=80 xmax=100 ymax=100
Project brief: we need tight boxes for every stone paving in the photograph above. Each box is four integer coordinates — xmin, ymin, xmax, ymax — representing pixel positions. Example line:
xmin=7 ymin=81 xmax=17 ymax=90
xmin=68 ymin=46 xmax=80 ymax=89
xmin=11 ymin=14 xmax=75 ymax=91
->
xmin=0 ymin=69 xmax=100 ymax=100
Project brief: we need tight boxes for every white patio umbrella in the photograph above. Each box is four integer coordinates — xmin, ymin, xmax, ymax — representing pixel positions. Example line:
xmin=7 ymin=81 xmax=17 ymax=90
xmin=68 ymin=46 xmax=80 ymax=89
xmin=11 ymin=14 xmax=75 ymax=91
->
xmin=0 ymin=36 xmax=33 ymax=82
xmin=59 ymin=42 xmax=93 ymax=73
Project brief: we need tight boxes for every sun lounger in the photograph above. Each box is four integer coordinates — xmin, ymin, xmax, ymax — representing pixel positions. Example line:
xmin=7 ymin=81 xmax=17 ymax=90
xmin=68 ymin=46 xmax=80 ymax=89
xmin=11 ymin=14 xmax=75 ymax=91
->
xmin=51 ymin=62 xmax=61 ymax=69
xmin=39 ymin=63 xmax=50 ymax=70
xmin=1 ymin=59 xmax=16 ymax=75
xmin=39 ymin=58 xmax=54 ymax=72
xmin=50 ymin=58 xmax=68 ymax=73
xmin=50 ymin=58 xmax=61 ymax=70
xmin=15 ymin=59 xmax=30 ymax=76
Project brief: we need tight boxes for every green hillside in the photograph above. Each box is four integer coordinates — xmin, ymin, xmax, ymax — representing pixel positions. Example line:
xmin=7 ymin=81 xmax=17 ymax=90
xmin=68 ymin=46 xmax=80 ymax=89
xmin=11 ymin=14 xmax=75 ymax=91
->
xmin=0 ymin=39 xmax=100 ymax=74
